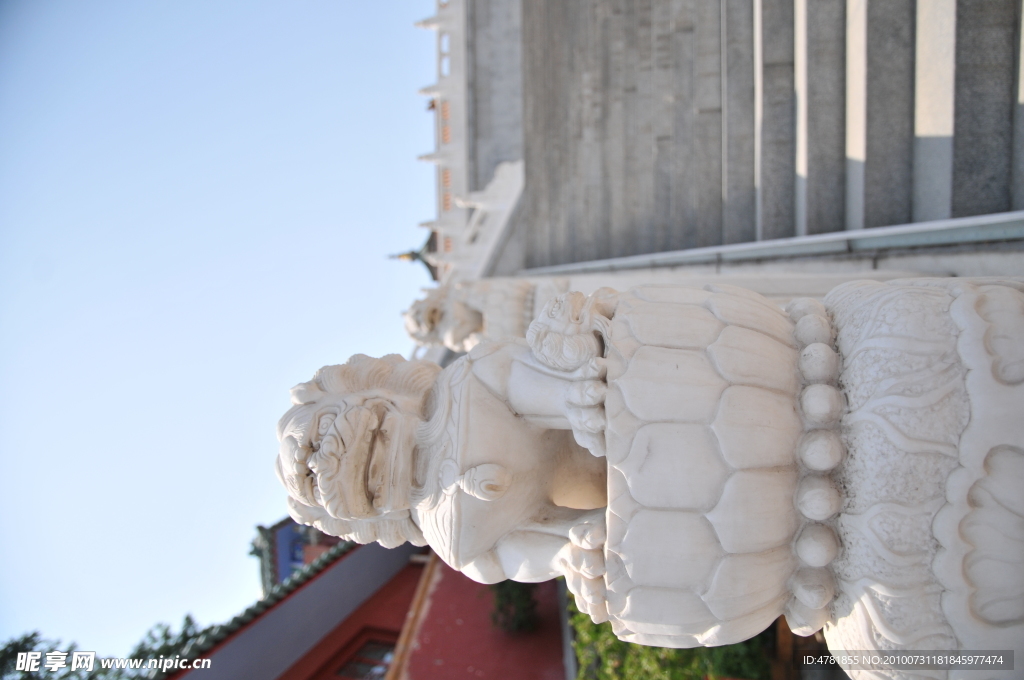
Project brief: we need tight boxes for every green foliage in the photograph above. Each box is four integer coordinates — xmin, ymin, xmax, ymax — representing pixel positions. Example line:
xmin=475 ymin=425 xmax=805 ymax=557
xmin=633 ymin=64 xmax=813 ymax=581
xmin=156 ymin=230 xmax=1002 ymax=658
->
xmin=0 ymin=632 xmax=93 ymax=680
xmin=568 ymin=599 xmax=771 ymax=680
xmin=0 ymin=615 xmax=211 ymax=680
xmin=489 ymin=580 xmax=540 ymax=633
xmin=125 ymin=615 xmax=208 ymax=666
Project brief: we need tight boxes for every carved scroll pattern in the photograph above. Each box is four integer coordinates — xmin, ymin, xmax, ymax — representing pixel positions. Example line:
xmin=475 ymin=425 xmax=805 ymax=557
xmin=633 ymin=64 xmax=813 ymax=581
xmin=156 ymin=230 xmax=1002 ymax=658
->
xmin=962 ymin=445 xmax=1024 ymax=627
xmin=824 ymin=281 xmax=964 ymax=677
xmin=976 ymin=284 xmax=1024 ymax=385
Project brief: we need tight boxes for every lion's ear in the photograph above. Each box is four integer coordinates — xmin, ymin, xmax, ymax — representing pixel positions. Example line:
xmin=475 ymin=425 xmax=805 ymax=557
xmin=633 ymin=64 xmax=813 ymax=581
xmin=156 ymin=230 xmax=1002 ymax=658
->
xmin=290 ymin=381 xmax=324 ymax=405
xmin=459 ymin=464 xmax=512 ymax=502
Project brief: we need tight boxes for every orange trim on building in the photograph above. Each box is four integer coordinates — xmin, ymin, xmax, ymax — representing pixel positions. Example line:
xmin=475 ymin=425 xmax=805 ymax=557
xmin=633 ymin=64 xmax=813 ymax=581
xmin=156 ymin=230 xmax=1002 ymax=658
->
xmin=385 ymin=553 xmax=441 ymax=680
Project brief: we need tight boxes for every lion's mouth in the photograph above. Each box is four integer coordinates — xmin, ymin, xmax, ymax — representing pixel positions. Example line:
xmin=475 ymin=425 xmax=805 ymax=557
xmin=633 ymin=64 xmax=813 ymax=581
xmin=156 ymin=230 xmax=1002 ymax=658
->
xmin=360 ymin=401 xmax=412 ymax=516
xmin=363 ymin=404 xmax=387 ymax=510
xmin=311 ymin=398 xmax=415 ymax=520
xmin=568 ymin=292 xmax=588 ymax=324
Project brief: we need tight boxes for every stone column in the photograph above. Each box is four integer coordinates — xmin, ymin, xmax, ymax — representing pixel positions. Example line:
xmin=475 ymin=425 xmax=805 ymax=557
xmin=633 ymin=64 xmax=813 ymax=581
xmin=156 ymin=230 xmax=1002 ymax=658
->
xmin=1015 ymin=1 xmax=1024 ymax=211
xmin=759 ymin=0 xmax=796 ymax=241
xmin=723 ymin=0 xmax=757 ymax=245
xmin=796 ymin=0 xmax=845 ymax=236
xmin=952 ymin=0 xmax=1017 ymax=218
xmin=864 ymin=0 xmax=915 ymax=229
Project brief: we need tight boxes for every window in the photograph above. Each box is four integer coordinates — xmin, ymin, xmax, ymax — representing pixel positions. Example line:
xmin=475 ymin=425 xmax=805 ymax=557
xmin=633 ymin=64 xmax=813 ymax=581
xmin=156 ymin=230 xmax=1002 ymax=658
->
xmin=335 ymin=639 xmax=395 ymax=679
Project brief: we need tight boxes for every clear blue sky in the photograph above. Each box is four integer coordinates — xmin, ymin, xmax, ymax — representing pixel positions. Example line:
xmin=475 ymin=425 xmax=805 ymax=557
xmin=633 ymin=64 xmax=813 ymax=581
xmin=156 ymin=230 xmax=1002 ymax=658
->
xmin=0 ymin=0 xmax=436 ymax=656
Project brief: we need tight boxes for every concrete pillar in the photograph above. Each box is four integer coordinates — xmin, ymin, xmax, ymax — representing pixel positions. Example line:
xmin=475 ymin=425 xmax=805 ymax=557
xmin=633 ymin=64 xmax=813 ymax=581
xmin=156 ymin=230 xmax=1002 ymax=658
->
xmin=571 ymin=0 xmax=610 ymax=263
xmin=952 ymin=0 xmax=1017 ymax=217
xmin=795 ymin=0 xmax=809 ymax=236
xmin=670 ymin=0 xmax=699 ymax=251
xmin=623 ymin=0 xmax=655 ymax=255
xmin=695 ymin=0 xmax=724 ymax=247
xmin=605 ymin=0 xmax=628 ymax=260
xmin=864 ymin=0 xmax=915 ymax=229
xmin=845 ymin=0 xmax=867 ymax=230
xmin=1015 ymin=0 xmax=1024 ymax=210
xmin=466 ymin=0 xmax=523 ymax=193
xmin=652 ymin=0 xmax=677 ymax=252
xmin=723 ymin=0 xmax=757 ymax=244
xmin=799 ymin=0 xmax=847 ymax=235
xmin=754 ymin=0 xmax=764 ymax=240
xmin=759 ymin=0 xmax=796 ymax=241
xmin=913 ymin=0 xmax=956 ymax=222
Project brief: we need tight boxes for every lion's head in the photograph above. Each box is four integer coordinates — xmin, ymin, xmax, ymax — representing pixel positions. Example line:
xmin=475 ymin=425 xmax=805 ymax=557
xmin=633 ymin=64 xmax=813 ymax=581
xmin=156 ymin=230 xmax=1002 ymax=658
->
xmin=403 ymin=286 xmax=484 ymax=352
xmin=403 ymin=289 xmax=447 ymax=346
xmin=527 ymin=291 xmax=609 ymax=372
xmin=277 ymin=354 xmax=441 ymax=548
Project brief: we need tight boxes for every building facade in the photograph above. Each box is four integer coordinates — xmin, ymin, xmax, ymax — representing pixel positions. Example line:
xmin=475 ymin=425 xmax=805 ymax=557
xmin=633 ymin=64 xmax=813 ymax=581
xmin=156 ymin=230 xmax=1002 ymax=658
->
xmin=414 ymin=0 xmax=1023 ymax=281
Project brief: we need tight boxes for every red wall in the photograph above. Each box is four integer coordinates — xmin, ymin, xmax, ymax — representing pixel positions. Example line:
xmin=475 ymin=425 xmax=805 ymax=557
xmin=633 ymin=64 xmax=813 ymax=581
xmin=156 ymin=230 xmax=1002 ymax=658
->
xmin=407 ymin=563 xmax=565 ymax=680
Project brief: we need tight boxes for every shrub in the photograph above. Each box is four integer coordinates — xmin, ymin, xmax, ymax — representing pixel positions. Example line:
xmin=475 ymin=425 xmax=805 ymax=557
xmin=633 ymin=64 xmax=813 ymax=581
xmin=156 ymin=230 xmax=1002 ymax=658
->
xmin=490 ymin=581 xmax=540 ymax=633
xmin=569 ymin=599 xmax=771 ymax=680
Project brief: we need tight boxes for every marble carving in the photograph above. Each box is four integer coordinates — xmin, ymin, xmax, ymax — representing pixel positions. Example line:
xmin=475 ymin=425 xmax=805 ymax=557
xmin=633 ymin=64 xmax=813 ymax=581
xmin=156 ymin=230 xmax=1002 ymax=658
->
xmin=403 ymin=279 xmax=536 ymax=352
xmin=279 ymin=279 xmax=1024 ymax=679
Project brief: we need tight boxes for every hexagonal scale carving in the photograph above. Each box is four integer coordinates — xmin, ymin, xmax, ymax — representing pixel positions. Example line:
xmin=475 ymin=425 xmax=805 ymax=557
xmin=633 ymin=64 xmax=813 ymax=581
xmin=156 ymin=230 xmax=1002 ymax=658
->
xmin=625 ymin=302 xmax=725 ymax=350
xmin=703 ymin=547 xmax=795 ymax=620
xmin=707 ymin=325 xmax=799 ymax=394
xmin=706 ymin=469 xmax=798 ymax=553
xmin=613 ymin=346 xmax=727 ymax=423
xmin=619 ymin=423 xmax=729 ymax=510
xmin=621 ymin=587 xmax=719 ymax=636
xmin=712 ymin=386 xmax=802 ymax=468
xmin=619 ymin=509 xmax=722 ymax=589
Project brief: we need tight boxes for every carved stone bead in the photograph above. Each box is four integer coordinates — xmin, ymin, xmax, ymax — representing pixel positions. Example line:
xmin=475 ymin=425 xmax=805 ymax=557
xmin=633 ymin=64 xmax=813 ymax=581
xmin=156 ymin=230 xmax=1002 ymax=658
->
xmin=785 ymin=599 xmax=831 ymax=637
xmin=795 ymin=523 xmax=840 ymax=567
xmin=794 ymin=313 xmax=835 ymax=347
xmin=799 ymin=343 xmax=840 ymax=384
xmin=798 ymin=430 xmax=845 ymax=471
xmin=786 ymin=297 xmax=828 ymax=322
xmin=800 ymin=384 xmax=844 ymax=427
xmin=796 ymin=475 xmax=841 ymax=521
xmin=792 ymin=567 xmax=836 ymax=609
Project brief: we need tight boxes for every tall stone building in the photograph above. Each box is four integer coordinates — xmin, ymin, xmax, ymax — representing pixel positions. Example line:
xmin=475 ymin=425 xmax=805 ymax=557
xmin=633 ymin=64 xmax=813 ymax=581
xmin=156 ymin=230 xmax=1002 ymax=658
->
xmin=415 ymin=0 xmax=1023 ymax=284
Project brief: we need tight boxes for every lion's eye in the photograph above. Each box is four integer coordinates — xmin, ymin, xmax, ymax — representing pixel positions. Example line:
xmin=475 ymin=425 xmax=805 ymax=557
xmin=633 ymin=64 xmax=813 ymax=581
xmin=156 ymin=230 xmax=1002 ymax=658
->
xmin=317 ymin=413 xmax=337 ymax=436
